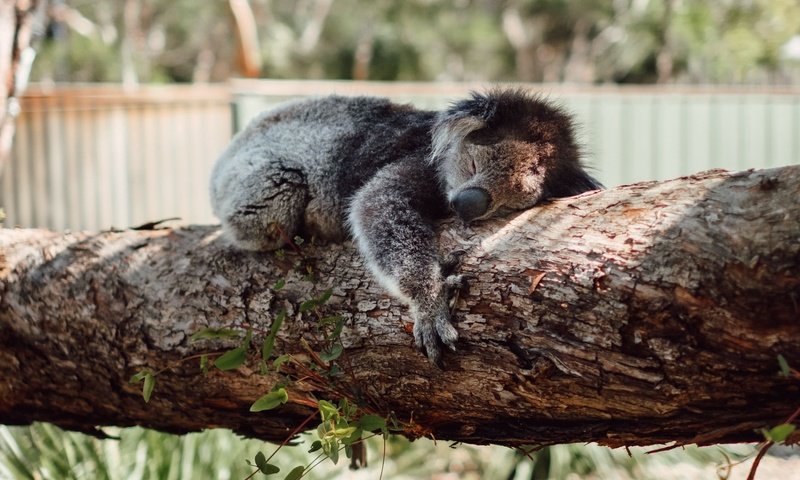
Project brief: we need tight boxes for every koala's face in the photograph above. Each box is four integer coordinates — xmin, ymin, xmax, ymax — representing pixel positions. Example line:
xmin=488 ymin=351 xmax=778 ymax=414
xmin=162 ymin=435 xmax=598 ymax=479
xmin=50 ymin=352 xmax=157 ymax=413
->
xmin=432 ymin=89 xmax=600 ymax=223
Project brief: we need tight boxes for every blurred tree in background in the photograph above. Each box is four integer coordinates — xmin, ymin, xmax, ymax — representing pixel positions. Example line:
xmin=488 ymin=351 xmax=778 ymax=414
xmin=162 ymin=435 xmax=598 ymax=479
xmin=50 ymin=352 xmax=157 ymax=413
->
xmin=32 ymin=0 xmax=800 ymax=85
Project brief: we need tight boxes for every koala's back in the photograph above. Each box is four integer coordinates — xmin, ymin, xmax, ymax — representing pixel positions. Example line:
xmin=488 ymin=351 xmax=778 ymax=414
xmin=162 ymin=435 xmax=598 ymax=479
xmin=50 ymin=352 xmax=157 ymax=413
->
xmin=210 ymin=95 xmax=438 ymax=247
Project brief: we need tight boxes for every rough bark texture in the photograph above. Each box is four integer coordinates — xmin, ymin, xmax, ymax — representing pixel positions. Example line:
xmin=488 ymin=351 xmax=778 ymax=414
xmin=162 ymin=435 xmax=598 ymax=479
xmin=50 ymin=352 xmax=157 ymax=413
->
xmin=1 ymin=166 xmax=799 ymax=448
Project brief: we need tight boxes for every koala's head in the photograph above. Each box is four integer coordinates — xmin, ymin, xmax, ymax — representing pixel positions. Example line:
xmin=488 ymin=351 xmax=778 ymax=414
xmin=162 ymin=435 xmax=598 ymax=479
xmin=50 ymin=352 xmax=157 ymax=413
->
xmin=431 ymin=89 xmax=602 ymax=223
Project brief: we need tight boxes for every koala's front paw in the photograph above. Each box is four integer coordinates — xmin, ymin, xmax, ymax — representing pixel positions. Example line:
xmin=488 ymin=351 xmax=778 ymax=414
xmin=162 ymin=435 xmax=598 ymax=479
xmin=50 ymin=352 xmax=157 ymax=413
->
xmin=440 ymin=250 xmax=467 ymax=276
xmin=412 ymin=274 xmax=464 ymax=366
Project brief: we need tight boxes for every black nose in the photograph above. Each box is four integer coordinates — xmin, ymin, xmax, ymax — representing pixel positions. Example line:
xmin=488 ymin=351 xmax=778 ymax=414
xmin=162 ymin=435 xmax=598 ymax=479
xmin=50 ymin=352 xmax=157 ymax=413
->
xmin=451 ymin=187 xmax=491 ymax=223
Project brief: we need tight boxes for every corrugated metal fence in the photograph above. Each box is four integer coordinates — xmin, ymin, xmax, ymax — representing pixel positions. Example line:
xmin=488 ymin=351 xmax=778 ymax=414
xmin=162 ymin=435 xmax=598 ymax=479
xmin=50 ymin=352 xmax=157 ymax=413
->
xmin=2 ymin=81 xmax=799 ymax=231
xmin=232 ymin=80 xmax=800 ymax=187
xmin=2 ymin=85 xmax=231 ymax=231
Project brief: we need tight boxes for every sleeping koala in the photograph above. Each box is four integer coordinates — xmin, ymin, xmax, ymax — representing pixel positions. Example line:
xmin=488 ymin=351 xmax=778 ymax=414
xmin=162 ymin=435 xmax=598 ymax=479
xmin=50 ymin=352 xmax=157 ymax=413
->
xmin=210 ymin=89 xmax=602 ymax=365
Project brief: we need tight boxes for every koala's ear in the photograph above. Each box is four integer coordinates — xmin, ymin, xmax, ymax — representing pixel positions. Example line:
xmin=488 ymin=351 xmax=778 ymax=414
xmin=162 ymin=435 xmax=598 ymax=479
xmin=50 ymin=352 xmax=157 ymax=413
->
xmin=463 ymin=127 xmax=501 ymax=146
xmin=430 ymin=113 xmax=485 ymax=162
xmin=544 ymin=165 xmax=604 ymax=199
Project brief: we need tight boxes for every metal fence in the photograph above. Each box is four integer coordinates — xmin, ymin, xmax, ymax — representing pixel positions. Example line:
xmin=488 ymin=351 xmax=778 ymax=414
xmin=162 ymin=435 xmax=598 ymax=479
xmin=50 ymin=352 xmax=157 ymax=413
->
xmin=2 ymin=81 xmax=799 ymax=231
xmin=1 ymin=85 xmax=232 ymax=231
xmin=232 ymin=80 xmax=800 ymax=187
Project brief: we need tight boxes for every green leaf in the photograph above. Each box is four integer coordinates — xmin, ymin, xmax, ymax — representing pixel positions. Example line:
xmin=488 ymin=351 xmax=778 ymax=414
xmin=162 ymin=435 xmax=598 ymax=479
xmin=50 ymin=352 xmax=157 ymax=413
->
xmin=258 ymin=360 xmax=269 ymax=375
xmin=142 ymin=373 xmax=155 ymax=403
xmin=273 ymin=279 xmax=286 ymax=291
xmin=262 ymin=312 xmax=286 ymax=361
xmin=129 ymin=370 xmax=149 ymax=383
xmin=338 ymin=398 xmax=356 ymax=418
xmin=358 ymin=414 xmax=386 ymax=432
xmin=261 ymin=336 xmax=276 ymax=362
xmin=190 ymin=327 xmax=241 ymax=341
xmin=250 ymin=388 xmax=289 ymax=412
xmin=330 ymin=316 xmax=345 ymax=340
xmin=214 ymin=347 xmax=247 ymax=371
xmin=254 ymin=452 xmax=268 ymax=471
xmin=299 ymin=299 xmax=317 ymax=312
xmin=244 ymin=329 xmax=253 ymax=349
xmin=260 ymin=463 xmax=280 ymax=475
xmin=328 ymin=441 xmax=339 ymax=465
xmin=318 ymin=400 xmax=338 ymax=421
xmin=317 ymin=289 xmax=333 ymax=305
xmin=200 ymin=355 xmax=209 ymax=373
xmin=284 ymin=466 xmax=305 ymax=480
xmin=272 ymin=354 xmax=291 ymax=370
xmin=317 ymin=421 xmax=330 ymax=440
xmin=320 ymin=344 xmax=343 ymax=362
xmin=344 ymin=428 xmax=362 ymax=446
xmin=331 ymin=426 xmax=357 ymax=439
xmin=763 ymin=424 xmax=796 ymax=443
xmin=778 ymin=354 xmax=791 ymax=377
xmin=308 ymin=440 xmax=322 ymax=453
xmin=271 ymin=311 xmax=286 ymax=334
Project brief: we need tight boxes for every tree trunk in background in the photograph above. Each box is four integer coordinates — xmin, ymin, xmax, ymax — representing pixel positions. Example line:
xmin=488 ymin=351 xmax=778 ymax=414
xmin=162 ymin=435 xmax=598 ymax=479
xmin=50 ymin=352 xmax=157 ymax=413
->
xmin=502 ymin=8 xmax=539 ymax=82
xmin=228 ymin=0 xmax=261 ymax=78
xmin=1 ymin=166 xmax=799 ymax=448
xmin=0 ymin=0 xmax=43 ymax=175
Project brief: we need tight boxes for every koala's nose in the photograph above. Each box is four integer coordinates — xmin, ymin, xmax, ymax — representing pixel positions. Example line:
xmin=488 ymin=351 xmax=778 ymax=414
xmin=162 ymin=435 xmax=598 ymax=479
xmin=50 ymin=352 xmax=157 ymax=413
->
xmin=451 ymin=187 xmax=491 ymax=223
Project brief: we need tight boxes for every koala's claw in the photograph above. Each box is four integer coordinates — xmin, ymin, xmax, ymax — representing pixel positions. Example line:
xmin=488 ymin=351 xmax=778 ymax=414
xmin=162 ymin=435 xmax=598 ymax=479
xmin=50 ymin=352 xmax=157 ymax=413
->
xmin=413 ymin=293 xmax=459 ymax=365
xmin=413 ymin=318 xmax=443 ymax=366
xmin=441 ymin=250 xmax=467 ymax=276
xmin=436 ymin=319 xmax=459 ymax=352
xmin=444 ymin=274 xmax=466 ymax=291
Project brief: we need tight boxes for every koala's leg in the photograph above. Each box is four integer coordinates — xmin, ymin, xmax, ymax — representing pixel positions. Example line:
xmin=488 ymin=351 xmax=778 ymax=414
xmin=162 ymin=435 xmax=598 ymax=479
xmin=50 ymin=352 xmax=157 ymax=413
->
xmin=348 ymin=160 xmax=457 ymax=365
xmin=212 ymin=162 xmax=308 ymax=251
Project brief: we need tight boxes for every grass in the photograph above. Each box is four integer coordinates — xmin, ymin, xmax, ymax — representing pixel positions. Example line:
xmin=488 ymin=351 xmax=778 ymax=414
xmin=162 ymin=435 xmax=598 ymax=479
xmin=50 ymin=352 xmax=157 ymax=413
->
xmin=0 ymin=423 xmax=759 ymax=480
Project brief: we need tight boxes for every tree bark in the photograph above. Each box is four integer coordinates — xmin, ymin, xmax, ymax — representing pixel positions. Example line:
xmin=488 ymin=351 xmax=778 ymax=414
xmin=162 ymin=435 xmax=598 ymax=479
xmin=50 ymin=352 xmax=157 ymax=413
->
xmin=1 ymin=166 xmax=799 ymax=448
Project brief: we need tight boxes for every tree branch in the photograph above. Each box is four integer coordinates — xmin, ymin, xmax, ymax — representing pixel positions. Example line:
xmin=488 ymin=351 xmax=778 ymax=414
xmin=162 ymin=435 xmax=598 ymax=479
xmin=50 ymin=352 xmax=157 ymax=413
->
xmin=1 ymin=166 xmax=799 ymax=448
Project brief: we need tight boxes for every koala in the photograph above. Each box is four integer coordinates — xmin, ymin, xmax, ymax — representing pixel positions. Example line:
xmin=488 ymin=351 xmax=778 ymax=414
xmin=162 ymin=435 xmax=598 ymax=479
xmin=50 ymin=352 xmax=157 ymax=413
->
xmin=210 ymin=89 xmax=602 ymax=365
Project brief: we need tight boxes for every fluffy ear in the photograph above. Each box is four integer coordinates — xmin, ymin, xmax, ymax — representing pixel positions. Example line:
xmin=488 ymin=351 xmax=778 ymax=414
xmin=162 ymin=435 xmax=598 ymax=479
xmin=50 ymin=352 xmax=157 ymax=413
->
xmin=544 ymin=164 xmax=604 ymax=198
xmin=430 ymin=91 xmax=504 ymax=162
xmin=430 ymin=112 xmax=485 ymax=162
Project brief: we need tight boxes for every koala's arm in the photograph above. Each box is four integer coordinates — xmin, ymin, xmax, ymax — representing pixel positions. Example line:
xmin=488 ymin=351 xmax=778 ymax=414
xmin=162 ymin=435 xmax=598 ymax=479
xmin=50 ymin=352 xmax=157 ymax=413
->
xmin=348 ymin=159 xmax=458 ymax=365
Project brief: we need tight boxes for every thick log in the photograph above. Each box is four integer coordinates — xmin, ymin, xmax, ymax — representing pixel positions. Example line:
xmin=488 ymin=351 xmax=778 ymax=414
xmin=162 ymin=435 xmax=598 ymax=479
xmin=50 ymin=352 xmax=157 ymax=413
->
xmin=1 ymin=166 xmax=799 ymax=448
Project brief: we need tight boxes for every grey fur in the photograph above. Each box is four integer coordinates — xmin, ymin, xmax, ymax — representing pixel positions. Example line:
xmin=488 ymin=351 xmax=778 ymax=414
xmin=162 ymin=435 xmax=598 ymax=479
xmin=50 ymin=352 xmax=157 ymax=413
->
xmin=210 ymin=89 xmax=602 ymax=365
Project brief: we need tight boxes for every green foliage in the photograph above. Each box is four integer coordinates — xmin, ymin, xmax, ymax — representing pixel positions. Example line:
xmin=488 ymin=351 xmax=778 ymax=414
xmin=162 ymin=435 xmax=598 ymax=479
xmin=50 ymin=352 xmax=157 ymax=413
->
xmin=778 ymin=354 xmax=791 ymax=377
xmin=357 ymin=415 xmax=387 ymax=433
xmin=0 ymin=424 xmax=299 ymax=480
xmin=129 ymin=370 xmax=155 ymax=403
xmin=761 ymin=423 xmax=796 ymax=443
xmin=253 ymin=451 xmax=280 ymax=475
xmin=30 ymin=0 xmax=800 ymax=84
xmin=261 ymin=310 xmax=286 ymax=362
xmin=213 ymin=347 xmax=247 ymax=371
xmin=0 ymin=423 xmax=764 ymax=480
xmin=272 ymin=354 xmax=291 ymax=370
xmin=284 ymin=465 xmax=305 ymax=480
xmin=319 ymin=344 xmax=343 ymax=362
xmin=250 ymin=388 xmax=289 ymax=413
xmin=190 ymin=327 xmax=241 ymax=341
